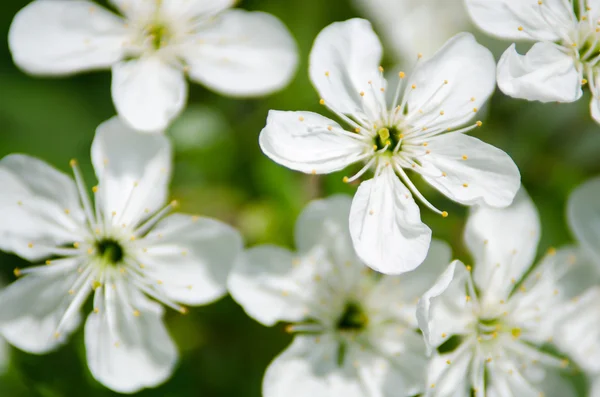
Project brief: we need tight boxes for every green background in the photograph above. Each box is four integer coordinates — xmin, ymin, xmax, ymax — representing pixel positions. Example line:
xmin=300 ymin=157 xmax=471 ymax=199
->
xmin=0 ymin=0 xmax=598 ymax=395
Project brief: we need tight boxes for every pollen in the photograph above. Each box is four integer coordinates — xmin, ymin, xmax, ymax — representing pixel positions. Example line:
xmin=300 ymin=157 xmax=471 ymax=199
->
xmin=476 ymin=121 xmax=483 ymax=127
xmin=324 ymin=71 xmax=330 ymax=77
xmin=319 ymin=99 xmax=325 ymax=105
xmin=399 ymin=72 xmax=406 ymax=78
xmin=13 ymin=268 xmax=21 ymax=277
xmin=442 ymin=211 xmax=448 ymax=218
xmin=92 ymin=186 xmax=98 ymax=193
xmin=133 ymin=310 xmax=141 ymax=317
xmin=462 ymin=155 xmax=468 ymax=160
xmin=463 ymin=183 xmax=469 ymax=188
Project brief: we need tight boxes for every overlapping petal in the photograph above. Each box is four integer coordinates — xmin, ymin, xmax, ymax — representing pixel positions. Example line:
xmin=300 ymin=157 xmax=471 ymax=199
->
xmin=183 ymin=10 xmax=298 ymax=97
xmin=418 ymin=133 xmax=520 ymax=208
xmin=465 ymin=188 xmax=540 ymax=303
xmin=349 ymin=166 xmax=431 ymax=274
xmin=497 ymin=42 xmax=582 ymax=103
xmin=138 ymin=214 xmax=243 ymax=306
xmin=309 ymin=18 xmax=384 ymax=119
xmin=91 ymin=117 xmax=172 ymax=228
xmin=259 ymin=110 xmax=369 ymax=174
xmin=112 ymin=58 xmax=187 ymax=132
xmin=8 ymin=0 xmax=128 ymax=75
xmin=85 ymin=286 xmax=177 ymax=393
xmin=425 ymin=343 xmax=477 ymax=397
xmin=465 ymin=0 xmax=571 ymax=41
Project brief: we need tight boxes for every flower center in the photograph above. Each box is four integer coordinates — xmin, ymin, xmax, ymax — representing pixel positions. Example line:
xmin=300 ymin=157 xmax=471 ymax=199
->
xmin=144 ymin=23 xmax=172 ymax=50
xmin=476 ymin=316 xmax=521 ymax=343
xmin=95 ymin=239 xmax=125 ymax=265
xmin=374 ymin=127 xmax=402 ymax=153
xmin=336 ymin=302 xmax=368 ymax=332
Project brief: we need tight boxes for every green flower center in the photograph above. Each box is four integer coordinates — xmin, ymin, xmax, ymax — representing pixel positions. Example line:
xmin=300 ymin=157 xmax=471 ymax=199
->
xmin=96 ymin=239 xmax=124 ymax=265
xmin=146 ymin=23 xmax=172 ymax=50
xmin=336 ymin=302 xmax=368 ymax=332
xmin=374 ymin=127 xmax=402 ymax=153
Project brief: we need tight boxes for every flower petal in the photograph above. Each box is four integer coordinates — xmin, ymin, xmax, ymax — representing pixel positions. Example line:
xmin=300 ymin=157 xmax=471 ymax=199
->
xmin=425 ymin=343 xmax=476 ymax=397
xmin=350 ymin=166 xmax=431 ymax=274
xmin=160 ymin=0 xmax=235 ymax=19
xmin=465 ymin=188 xmax=540 ymax=303
xmin=259 ymin=110 xmax=369 ymax=174
xmin=138 ymin=214 xmax=243 ymax=306
xmin=263 ymin=335 xmax=401 ymax=397
xmin=9 ymin=0 xmax=127 ymax=75
xmin=91 ymin=117 xmax=172 ymax=228
xmin=465 ymin=0 xmax=570 ymax=41
xmin=416 ymin=260 xmax=475 ymax=354
xmin=591 ymin=95 xmax=600 ymax=125
xmin=0 ymin=155 xmax=84 ymax=261
xmin=309 ymin=18 xmax=384 ymax=119
xmin=228 ymin=246 xmax=313 ymax=326
xmin=497 ymin=42 xmax=582 ymax=103
xmin=0 ymin=271 xmax=82 ymax=354
xmin=112 ymin=57 xmax=187 ymax=131
xmin=367 ymin=239 xmax=452 ymax=328
xmin=183 ymin=9 xmax=298 ymax=97
xmin=85 ymin=285 xmax=177 ymax=393
xmin=294 ymin=195 xmax=358 ymax=264
xmin=568 ymin=176 xmax=600 ymax=262
xmin=405 ymin=33 xmax=496 ymax=131
xmin=419 ymin=133 xmax=521 ymax=208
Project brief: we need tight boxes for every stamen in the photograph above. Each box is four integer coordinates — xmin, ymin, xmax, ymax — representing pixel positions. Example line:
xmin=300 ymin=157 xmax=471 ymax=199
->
xmin=392 ymin=161 xmax=446 ymax=216
xmin=343 ymin=158 xmax=376 ymax=184
xmin=70 ymin=159 xmax=97 ymax=228
xmin=134 ymin=200 xmax=178 ymax=237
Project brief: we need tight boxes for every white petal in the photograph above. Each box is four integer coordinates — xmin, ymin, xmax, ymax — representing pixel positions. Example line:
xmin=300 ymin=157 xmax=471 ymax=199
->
xmin=160 ymin=0 xmax=235 ymax=19
xmin=112 ymin=57 xmax=187 ymax=131
xmin=0 ymin=337 xmax=8 ymax=375
xmin=294 ymin=195 xmax=357 ymax=264
xmin=367 ymin=239 xmax=452 ymax=328
xmin=567 ymin=176 xmax=600 ymax=262
xmin=183 ymin=10 xmax=298 ymax=97
xmin=9 ymin=0 xmax=127 ymax=75
xmin=228 ymin=246 xmax=317 ymax=326
xmin=349 ymin=166 xmax=431 ymax=275
xmin=465 ymin=0 xmax=571 ymax=41
xmin=553 ymin=287 xmax=600 ymax=373
xmin=425 ymin=344 xmax=475 ymax=397
xmin=0 ymin=155 xmax=84 ymax=261
xmin=263 ymin=335 xmax=384 ymax=397
xmin=259 ymin=110 xmax=369 ymax=174
xmin=592 ymin=377 xmax=600 ymax=397
xmin=498 ymin=42 xmax=582 ymax=103
xmin=466 ymin=188 xmax=539 ymax=303
xmin=309 ymin=18 xmax=384 ymax=118
xmin=416 ymin=260 xmax=475 ymax=354
xmin=591 ymin=96 xmax=600 ymax=125
xmin=0 ymin=271 xmax=82 ymax=354
xmin=139 ymin=214 xmax=243 ymax=305
xmin=352 ymin=0 xmax=471 ymax=61
xmin=85 ymin=286 xmax=177 ymax=393
xmin=91 ymin=117 xmax=172 ymax=228
xmin=406 ymin=33 xmax=496 ymax=131
xmin=419 ymin=133 xmax=521 ymax=208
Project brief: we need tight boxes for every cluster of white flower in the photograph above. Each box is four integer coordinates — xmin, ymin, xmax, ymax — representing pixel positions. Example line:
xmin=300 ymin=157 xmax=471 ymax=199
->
xmin=0 ymin=0 xmax=599 ymax=395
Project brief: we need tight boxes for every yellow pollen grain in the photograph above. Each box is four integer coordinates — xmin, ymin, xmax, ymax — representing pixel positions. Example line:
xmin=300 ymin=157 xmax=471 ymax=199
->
xmin=327 ymin=126 xmax=333 ymax=131
xmin=319 ymin=99 xmax=325 ymax=105
xmin=411 ymin=84 xmax=417 ymax=89
xmin=298 ymin=116 xmax=304 ymax=122
xmin=46 ymin=260 xmax=52 ymax=265
xmin=13 ymin=268 xmax=21 ymax=277
xmin=73 ymin=242 xmax=80 ymax=248
xmin=446 ymin=360 xmax=451 ymax=365
xmin=476 ymin=121 xmax=483 ymax=127
xmin=441 ymin=333 xmax=447 ymax=338
xmin=378 ymin=66 xmax=384 ymax=72
xmin=92 ymin=186 xmax=98 ymax=193
xmin=133 ymin=310 xmax=141 ymax=317
xmin=462 ymin=155 xmax=468 ymax=160
xmin=399 ymin=71 xmax=406 ymax=78
xmin=360 ymin=91 xmax=365 ymax=97
xmin=518 ymin=26 xmax=524 ymax=31
xmin=69 ymin=159 xmax=77 ymax=167
xmin=325 ymin=71 xmax=330 ymax=77
xmin=343 ymin=176 xmax=349 ymax=183
xmin=463 ymin=183 xmax=469 ymax=188
xmin=466 ymin=265 xmax=472 ymax=271
xmin=28 ymin=243 xmax=33 ymax=248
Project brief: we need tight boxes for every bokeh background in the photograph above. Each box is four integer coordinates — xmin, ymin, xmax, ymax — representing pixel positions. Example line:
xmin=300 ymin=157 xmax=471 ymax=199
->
xmin=0 ymin=0 xmax=598 ymax=395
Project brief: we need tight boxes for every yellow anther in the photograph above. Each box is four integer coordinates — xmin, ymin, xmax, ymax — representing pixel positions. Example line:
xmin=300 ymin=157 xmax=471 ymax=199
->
xmin=441 ymin=333 xmax=447 ymax=338
xmin=324 ymin=71 xmax=330 ymax=77
xmin=463 ymin=183 xmax=469 ymax=188
xmin=442 ymin=211 xmax=448 ymax=218
xmin=462 ymin=155 xmax=468 ymax=160
xmin=73 ymin=242 xmax=80 ymax=248
xmin=440 ymin=110 xmax=445 ymax=116
xmin=466 ymin=265 xmax=472 ymax=271
xmin=13 ymin=268 xmax=21 ymax=277
xmin=133 ymin=310 xmax=141 ymax=317
xmin=319 ymin=99 xmax=325 ymax=105
xmin=92 ymin=281 xmax=102 ymax=290
xmin=343 ymin=176 xmax=349 ymax=183
xmin=473 ymin=107 xmax=478 ymax=112
xmin=582 ymin=79 xmax=588 ymax=85
xmin=298 ymin=116 xmax=304 ymax=122
xmin=93 ymin=308 xmax=99 ymax=313
xmin=465 ymin=295 xmax=471 ymax=302
xmin=547 ymin=247 xmax=557 ymax=256
xmin=354 ymin=128 xmax=361 ymax=133
xmin=378 ymin=66 xmax=384 ymax=72
xmin=512 ymin=328 xmax=522 ymax=339
xmin=476 ymin=121 xmax=483 ymax=127
xmin=68 ymin=289 xmax=75 ymax=295
xmin=327 ymin=126 xmax=333 ymax=131
xmin=518 ymin=26 xmax=524 ymax=31
xmin=411 ymin=84 xmax=417 ymax=89
xmin=28 ymin=243 xmax=33 ymax=248
xmin=399 ymin=71 xmax=406 ymax=78
xmin=92 ymin=186 xmax=99 ymax=193
xmin=69 ymin=159 xmax=78 ymax=167
xmin=46 ymin=260 xmax=52 ymax=265
xmin=180 ymin=306 xmax=189 ymax=315
xmin=446 ymin=360 xmax=451 ymax=365
xmin=170 ymin=200 xmax=179 ymax=207
xmin=360 ymin=91 xmax=365 ymax=97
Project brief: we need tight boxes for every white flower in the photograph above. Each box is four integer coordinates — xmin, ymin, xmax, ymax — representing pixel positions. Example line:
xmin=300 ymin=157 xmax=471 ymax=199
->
xmin=228 ymin=195 xmax=451 ymax=397
xmin=465 ymin=0 xmax=600 ymax=123
xmin=417 ymin=189 xmax=579 ymax=397
xmin=8 ymin=0 xmax=298 ymax=132
xmin=259 ymin=19 xmax=520 ymax=275
xmin=0 ymin=118 xmax=243 ymax=393
xmin=551 ymin=177 xmax=600 ymax=394
xmin=352 ymin=0 xmax=472 ymax=62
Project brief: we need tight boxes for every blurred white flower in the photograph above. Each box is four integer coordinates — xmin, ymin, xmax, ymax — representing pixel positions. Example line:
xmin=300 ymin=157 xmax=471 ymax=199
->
xmin=353 ymin=0 xmax=472 ymax=62
xmin=465 ymin=0 xmax=600 ymax=124
xmin=417 ymin=189 xmax=579 ymax=397
xmin=260 ymin=19 xmax=520 ymax=275
xmin=552 ymin=177 xmax=600 ymax=394
xmin=8 ymin=0 xmax=298 ymax=132
xmin=0 ymin=118 xmax=243 ymax=393
xmin=228 ymin=195 xmax=451 ymax=397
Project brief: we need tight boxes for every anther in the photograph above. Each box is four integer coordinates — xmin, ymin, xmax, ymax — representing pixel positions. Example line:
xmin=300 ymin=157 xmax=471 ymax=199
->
xmin=441 ymin=211 xmax=448 ymax=218
xmin=13 ymin=268 xmax=21 ymax=277
xmin=399 ymin=72 xmax=406 ymax=78
xmin=319 ymin=99 xmax=325 ymax=105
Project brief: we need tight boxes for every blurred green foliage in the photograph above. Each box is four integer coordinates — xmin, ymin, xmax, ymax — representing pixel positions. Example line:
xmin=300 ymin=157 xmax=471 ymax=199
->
xmin=0 ymin=0 xmax=599 ymax=396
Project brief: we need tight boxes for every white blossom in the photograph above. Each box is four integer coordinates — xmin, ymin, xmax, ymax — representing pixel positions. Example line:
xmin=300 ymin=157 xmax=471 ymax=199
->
xmin=465 ymin=0 xmax=600 ymax=124
xmin=417 ymin=189 xmax=580 ymax=397
xmin=0 ymin=118 xmax=243 ymax=393
xmin=228 ymin=195 xmax=451 ymax=397
xmin=8 ymin=0 xmax=298 ymax=131
xmin=260 ymin=19 xmax=520 ymax=275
